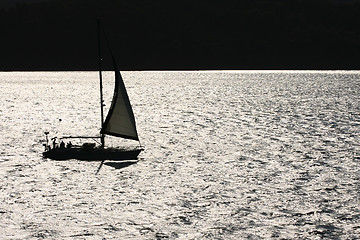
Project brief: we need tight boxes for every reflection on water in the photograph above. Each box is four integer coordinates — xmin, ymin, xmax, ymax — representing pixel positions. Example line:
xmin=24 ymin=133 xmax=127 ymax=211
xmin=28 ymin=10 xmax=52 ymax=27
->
xmin=0 ymin=71 xmax=359 ymax=239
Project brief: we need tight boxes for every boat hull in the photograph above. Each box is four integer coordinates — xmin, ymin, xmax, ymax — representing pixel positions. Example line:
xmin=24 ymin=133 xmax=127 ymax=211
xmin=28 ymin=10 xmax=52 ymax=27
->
xmin=43 ymin=147 xmax=143 ymax=161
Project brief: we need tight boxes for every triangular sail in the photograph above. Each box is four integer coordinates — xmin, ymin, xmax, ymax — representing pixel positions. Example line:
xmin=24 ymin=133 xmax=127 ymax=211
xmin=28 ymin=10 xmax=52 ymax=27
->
xmin=101 ymin=56 xmax=139 ymax=141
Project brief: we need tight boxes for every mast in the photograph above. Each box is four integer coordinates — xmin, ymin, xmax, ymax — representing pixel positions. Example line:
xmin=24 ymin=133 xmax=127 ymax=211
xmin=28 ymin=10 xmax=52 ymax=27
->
xmin=97 ymin=19 xmax=105 ymax=148
xmin=97 ymin=20 xmax=141 ymax=147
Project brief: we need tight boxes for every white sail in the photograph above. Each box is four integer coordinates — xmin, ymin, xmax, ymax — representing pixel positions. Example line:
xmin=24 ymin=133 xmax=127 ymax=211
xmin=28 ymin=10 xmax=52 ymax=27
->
xmin=101 ymin=57 xmax=139 ymax=141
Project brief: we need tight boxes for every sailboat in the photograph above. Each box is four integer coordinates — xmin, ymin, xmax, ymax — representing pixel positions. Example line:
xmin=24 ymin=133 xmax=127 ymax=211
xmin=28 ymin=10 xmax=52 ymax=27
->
xmin=42 ymin=20 xmax=143 ymax=161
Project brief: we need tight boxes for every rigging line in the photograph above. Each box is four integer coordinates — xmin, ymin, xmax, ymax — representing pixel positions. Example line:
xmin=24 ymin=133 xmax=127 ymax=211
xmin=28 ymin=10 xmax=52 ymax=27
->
xmin=99 ymin=20 xmax=116 ymax=62
xmin=138 ymin=138 xmax=144 ymax=148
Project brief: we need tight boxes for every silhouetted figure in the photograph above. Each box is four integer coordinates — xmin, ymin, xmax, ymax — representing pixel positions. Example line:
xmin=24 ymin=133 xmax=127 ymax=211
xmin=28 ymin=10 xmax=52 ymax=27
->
xmin=60 ymin=141 xmax=65 ymax=149
xmin=52 ymin=137 xmax=57 ymax=149
xmin=66 ymin=141 xmax=73 ymax=149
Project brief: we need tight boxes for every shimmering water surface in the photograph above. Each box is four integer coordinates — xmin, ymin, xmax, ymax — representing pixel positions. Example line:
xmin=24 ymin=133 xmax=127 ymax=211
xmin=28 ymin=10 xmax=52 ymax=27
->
xmin=0 ymin=71 xmax=359 ymax=239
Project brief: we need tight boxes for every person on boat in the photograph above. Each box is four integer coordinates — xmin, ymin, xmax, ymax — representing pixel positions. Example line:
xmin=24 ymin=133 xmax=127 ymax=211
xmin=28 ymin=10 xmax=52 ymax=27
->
xmin=66 ymin=141 xmax=73 ymax=149
xmin=60 ymin=141 xmax=65 ymax=149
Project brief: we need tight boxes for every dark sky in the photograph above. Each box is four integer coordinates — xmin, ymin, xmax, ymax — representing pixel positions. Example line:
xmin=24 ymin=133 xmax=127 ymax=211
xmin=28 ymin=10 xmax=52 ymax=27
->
xmin=0 ymin=0 xmax=46 ymax=8
xmin=1 ymin=0 xmax=360 ymax=70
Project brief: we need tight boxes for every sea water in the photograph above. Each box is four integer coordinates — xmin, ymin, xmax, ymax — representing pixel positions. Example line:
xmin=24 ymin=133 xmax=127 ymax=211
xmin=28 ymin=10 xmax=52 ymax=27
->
xmin=0 ymin=71 xmax=359 ymax=239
